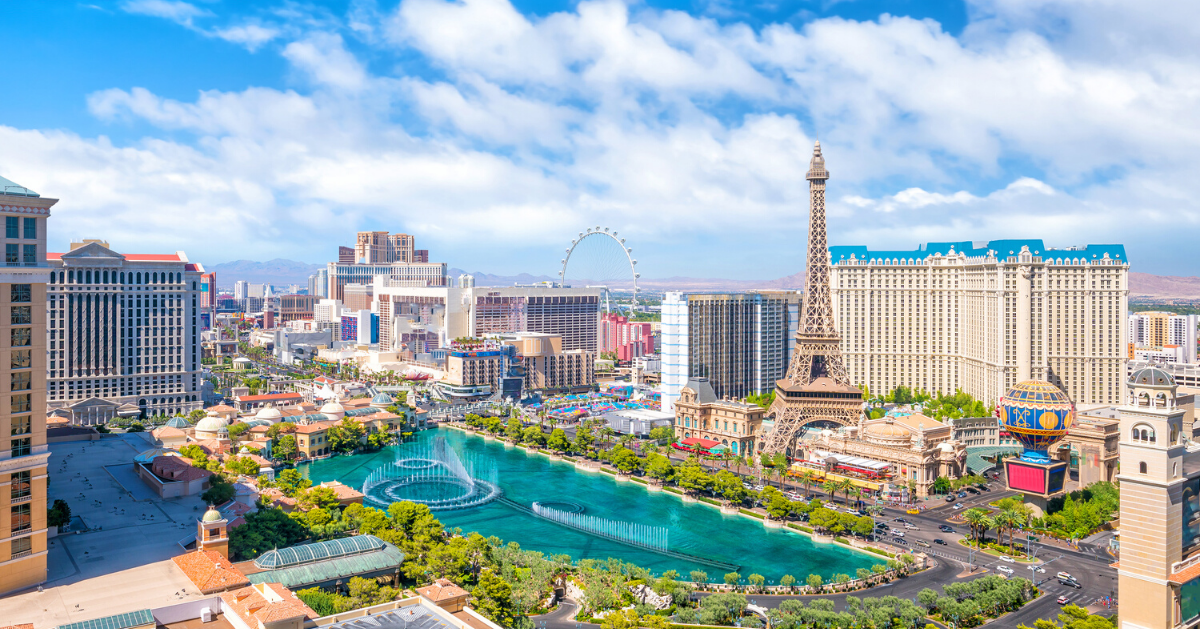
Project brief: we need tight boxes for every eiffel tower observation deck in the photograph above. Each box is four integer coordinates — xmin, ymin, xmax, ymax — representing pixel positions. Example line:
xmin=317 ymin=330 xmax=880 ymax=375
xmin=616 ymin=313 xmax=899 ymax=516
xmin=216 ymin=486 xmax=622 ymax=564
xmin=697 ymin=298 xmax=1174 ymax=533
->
xmin=763 ymin=141 xmax=863 ymax=455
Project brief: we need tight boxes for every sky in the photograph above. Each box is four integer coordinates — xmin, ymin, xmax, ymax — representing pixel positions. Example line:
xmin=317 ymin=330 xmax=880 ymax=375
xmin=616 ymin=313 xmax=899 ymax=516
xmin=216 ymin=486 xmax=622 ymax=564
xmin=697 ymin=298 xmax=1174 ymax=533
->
xmin=1 ymin=0 xmax=1198 ymax=279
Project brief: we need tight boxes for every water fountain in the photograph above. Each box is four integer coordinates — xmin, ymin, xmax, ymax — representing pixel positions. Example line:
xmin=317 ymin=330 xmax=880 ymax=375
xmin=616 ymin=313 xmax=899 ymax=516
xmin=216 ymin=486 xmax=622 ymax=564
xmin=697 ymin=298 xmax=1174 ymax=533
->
xmin=533 ymin=502 xmax=669 ymax=551
xmin=361 ymin=437 xmax=501 ymax=511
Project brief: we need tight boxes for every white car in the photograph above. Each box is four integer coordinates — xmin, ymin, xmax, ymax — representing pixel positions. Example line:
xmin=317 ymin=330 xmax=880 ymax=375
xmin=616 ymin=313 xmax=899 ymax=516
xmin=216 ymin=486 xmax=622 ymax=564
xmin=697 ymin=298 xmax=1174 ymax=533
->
xmin=999 ymin=555 xmax=1015 ymax=563
xmin=904 ymin=523 xmax=919 ymax=530
xmin=996 ymin=565 xmax=1014 ymax=575
xmin=891 ymin=529 xmax=905 ymax=537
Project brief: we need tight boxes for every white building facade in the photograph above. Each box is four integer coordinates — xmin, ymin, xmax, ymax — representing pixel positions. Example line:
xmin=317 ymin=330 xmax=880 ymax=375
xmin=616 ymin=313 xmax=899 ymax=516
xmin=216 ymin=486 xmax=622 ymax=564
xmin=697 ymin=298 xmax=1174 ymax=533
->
xmin=46 ymin=241 xmax=205 ymax=422
xmin=661 ymin=292 xmax=689 ymax=414
xmin=1129 ymin=312 xmax=1198 ymax=364
xmin=830 ymin=240 xmax=1129 ymax=406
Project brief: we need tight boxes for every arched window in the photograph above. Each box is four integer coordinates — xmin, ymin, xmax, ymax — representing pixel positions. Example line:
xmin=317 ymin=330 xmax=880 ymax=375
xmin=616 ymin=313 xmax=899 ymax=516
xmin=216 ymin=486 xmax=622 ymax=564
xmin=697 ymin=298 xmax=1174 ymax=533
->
xmin=103 ymin=270 xmax=108 ymax=284
xmin=136 ymin=272 xmax=142 ymax=284
xmin=153 ymin=272 xmax=158 ymax=284
xmin=1140 ymin=462 xmax=1148 ymax=474
xmin=1174 ymin=462 xmax=1179 ymax=477
xmin=120 ymin=272 xmax=125 ymax=284
xmin=1132 ymin=424 xmax=1157 ymax=443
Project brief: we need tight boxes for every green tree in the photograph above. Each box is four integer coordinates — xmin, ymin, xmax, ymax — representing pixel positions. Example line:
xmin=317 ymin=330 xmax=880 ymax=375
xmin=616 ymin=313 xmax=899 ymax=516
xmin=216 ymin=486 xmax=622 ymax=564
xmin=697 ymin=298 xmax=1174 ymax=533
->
xmin=648 ymin=426 xmax=674 ymax=444
xmin=201 ymin=475 xmax=236 ymax=505
xmin=188 ymin=409 xmax=208 ymax=422
xmin=126 ymin=422 xmax=145 ymax=433
xmin=295 ymin=587 xmax=349 ymax=616
xmin=748 ymin=573 xmax=765 ymax=592
xmin=227 ymin=422 xmax=250 ymax=442
xmin=276 ymin=468 xmax=312 ymax=497
xmin=225 ymin=456 xmax=260 ymax=476
xmin=299 ymin=486 xmax=341 ymax=511
xmin=723 ymin=571 xmax=741 ymax=588
xmin=932 ymin=476 xmax=952 ymax=494
xmin=328 ymin=418 xmax=366 ymax=453
xmin=676 ymin=464 xmax=712 ymax=496
xmin=228 ymin=506 xmax=310 ymax=560
xmin=609 ymin=446 xmax=643 ymax=474
xmin=274 ymin=434 xmax=298 ymax=460
xmin=47 ymin=499 xmax=72 ymax=529
xmin=690 ymin=570 xmax=708 ymax=585
xmin=779 ymin=574 xmax=796 ymax=591
xmin=522 ymin=425 xmax=546 ymax=446
xmin=367 ymin=431 xmax=393 ymax=449
xmin=714 ymin=470 xmax=749 ymax=505
xmin=806 ymin=574 xmax=824 ymax=591
xmin=505 ymin=417 xmax=523 ymax=442
xmin=471 ymin=568 xmax=516 ymax=627
xmin=547 ymin=428 xmax=570 ymax=453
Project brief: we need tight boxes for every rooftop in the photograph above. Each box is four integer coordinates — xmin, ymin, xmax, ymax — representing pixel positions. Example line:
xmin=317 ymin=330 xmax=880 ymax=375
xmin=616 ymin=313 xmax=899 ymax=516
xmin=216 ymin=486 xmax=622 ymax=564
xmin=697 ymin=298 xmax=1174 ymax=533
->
xmin=829 ymin=240 xmax=1127 ymax=265
xmin=221 ymin=583 xmax=317 ymax=626
xmin=0 ymin=174 xmax=38 ymax=198
xmin=172 ymin=550 xmax=251 ymax=594
xmin=56 ymin=609 xmax=154 ymax=629
xmin=253 ymin=535 xmax=387 ymax=570
xmin=417 ymin=578 xmax=470 ymax=602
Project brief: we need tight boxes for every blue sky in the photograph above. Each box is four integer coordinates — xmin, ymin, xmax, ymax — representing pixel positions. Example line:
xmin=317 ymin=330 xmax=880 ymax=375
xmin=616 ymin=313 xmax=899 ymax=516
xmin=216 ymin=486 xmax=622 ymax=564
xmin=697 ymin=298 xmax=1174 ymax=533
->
xmin=1 ymin=0 xmax=1197 ymax=279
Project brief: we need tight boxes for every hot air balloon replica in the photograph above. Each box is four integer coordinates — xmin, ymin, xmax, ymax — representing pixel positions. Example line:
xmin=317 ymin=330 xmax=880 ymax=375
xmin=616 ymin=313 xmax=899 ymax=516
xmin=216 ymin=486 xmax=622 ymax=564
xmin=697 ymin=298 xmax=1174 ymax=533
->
xmin=998 ymin=379 xmax=1074 ymax=509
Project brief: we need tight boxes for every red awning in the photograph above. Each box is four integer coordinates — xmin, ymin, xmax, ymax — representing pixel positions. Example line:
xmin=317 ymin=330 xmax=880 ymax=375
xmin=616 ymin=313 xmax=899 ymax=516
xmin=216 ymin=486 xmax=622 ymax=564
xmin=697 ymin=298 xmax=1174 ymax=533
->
xmin=682 ymin=437 xmax=720 ymax=449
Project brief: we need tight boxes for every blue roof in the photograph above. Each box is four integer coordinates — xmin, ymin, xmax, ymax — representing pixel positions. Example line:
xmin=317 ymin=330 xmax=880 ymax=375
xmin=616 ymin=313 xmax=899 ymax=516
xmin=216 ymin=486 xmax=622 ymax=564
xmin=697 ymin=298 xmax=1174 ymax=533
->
xmin=829 ymin=239 xmax=1127 ymax=265
xmin=0 ymin=175 xmax=39 ymax=198
xmin=254 ymin=534 xmax=387 ymax=569
xmin=58 ymin=609 xmax=154 ymax=629
xmin=166 ymin=416 xmax=193 ymax=429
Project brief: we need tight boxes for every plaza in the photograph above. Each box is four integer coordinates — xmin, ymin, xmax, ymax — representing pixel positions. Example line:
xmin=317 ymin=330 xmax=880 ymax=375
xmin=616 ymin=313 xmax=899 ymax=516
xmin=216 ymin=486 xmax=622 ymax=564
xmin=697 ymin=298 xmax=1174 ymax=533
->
xmin=0 ymin=434 xmax=213 ymax=627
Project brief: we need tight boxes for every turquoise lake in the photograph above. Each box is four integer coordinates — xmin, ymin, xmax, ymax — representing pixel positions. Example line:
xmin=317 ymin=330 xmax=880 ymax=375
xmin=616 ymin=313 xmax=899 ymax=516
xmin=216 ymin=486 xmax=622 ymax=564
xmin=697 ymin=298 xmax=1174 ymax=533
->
xmin=299 ymin=428 xmax=877 ymax=581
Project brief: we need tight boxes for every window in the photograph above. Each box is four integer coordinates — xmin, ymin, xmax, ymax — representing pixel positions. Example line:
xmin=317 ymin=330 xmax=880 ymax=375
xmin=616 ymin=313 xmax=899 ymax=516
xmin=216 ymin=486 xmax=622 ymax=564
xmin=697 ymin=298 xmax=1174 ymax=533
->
xmin=23 ymin=245 xmax=35 ymax=266
xmin=10 ymin=504 xmax=31 ymax=533
xmin=10 ymin=350 xmax=29 ymax=370
xmin=11 ymin=416 xmax=29 ymax=436
xmin=1140 ymin=461 xmax=1148 ymax=474
xmin=4 ymin=217 xmax=16 ymax=239
xmin=11 ymin=284 xmax=30 ymax=302
xmin=4 ymin=244 xmax=17 ymax=267
xmin=10 ymin=328 xmax=30 ymax=347
xmin=10 ymin=306 xmax=30 ymax=325
xmin=10 ymin=536 xmax=31 ymax=558
xmin=10 ymin=471 xmax=30 ymax=500
xmin=11 ymin=372 xmax=30 ymax=391
xmin=23 ymin=217 xmax=35 ymax=240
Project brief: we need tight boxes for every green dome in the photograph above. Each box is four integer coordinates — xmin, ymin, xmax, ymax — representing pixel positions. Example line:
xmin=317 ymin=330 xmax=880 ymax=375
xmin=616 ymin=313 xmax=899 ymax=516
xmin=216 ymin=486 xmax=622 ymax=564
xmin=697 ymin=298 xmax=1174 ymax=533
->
xmin=202 ymin=506 xmax=223 ymax=522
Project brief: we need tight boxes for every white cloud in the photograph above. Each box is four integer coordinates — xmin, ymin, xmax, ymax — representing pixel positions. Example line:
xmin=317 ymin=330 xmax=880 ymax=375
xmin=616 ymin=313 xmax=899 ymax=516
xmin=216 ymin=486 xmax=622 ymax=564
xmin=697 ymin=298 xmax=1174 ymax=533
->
xmin=119 ymin=0 xmax=210 ymax=27
xmin=7 ymin=0 xmax=1200 ymax=276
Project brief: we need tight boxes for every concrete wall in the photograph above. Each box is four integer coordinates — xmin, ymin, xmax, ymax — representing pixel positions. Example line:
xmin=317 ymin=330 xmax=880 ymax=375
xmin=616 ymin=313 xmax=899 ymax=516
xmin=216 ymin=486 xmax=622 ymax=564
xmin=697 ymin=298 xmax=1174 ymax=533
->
xmin=152 ymin=596 xmax=223 ymax=624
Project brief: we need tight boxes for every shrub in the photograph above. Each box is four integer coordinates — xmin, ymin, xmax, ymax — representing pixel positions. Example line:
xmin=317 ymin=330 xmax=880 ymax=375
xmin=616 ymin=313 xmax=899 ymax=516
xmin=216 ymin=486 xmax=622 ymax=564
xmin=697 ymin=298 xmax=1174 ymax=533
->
xmin=834 ymin=537 xmax=850 ymax=545
xmin=739 ymin=509 xmax=765 ymax=519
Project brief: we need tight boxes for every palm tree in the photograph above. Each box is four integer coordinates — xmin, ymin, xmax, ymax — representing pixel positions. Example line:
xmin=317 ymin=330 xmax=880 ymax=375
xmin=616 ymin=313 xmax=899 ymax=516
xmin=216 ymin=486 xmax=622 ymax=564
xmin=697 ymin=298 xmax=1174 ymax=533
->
xmin=963 ymin=508 xmax=990 ymax=545
xmin=836 ymin=479 xmax=856 ymax=506
xmin=847 ymin=486 xmax=864 ymax=510
xmin=822 ymin=479 xmax=839 ymax=504
xmin=796 ymin=470 xmax=816 ymax=498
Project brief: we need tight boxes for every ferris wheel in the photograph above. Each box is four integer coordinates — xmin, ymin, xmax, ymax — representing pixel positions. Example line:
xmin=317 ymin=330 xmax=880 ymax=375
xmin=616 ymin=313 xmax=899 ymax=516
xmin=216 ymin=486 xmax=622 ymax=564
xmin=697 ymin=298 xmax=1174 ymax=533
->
xmin=560 ymin=227 xmax=639 ymax=313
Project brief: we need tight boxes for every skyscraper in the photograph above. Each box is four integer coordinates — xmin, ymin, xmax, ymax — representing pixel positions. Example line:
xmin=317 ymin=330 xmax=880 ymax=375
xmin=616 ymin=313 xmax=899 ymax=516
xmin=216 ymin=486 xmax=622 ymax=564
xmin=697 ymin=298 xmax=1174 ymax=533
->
xmin=763 ymin=142 xmax=863 ymax=454
xmin=660 ymin=291 xmax=801 ymax=414
xmin=0 ymin=174 xmax=53 ymax=594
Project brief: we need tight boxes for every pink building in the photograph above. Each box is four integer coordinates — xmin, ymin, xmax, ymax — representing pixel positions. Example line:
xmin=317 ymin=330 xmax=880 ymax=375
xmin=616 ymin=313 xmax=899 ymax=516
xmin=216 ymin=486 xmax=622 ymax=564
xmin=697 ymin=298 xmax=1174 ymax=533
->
xmin=600 ymin=313 xmax=654 ymax=361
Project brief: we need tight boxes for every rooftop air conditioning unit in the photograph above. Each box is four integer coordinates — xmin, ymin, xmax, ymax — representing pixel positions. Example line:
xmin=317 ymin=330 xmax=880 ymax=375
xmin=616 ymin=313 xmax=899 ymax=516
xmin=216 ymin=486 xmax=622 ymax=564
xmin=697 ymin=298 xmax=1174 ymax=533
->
xmin=200 ymin=607 xmax=214 ymax=622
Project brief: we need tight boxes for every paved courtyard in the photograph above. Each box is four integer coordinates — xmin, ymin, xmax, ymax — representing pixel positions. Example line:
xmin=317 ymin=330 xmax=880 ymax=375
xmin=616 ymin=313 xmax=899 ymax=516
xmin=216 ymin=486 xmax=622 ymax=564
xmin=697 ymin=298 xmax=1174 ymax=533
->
xmin=0 ymin=434 xmax=214 ymax=628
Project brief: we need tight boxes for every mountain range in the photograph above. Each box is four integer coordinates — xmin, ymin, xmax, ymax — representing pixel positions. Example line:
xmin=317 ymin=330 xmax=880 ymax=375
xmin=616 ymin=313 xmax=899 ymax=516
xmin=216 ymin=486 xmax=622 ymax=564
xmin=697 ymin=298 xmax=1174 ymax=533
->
xmin=204 ymin=259 xmax=1199 ymax=300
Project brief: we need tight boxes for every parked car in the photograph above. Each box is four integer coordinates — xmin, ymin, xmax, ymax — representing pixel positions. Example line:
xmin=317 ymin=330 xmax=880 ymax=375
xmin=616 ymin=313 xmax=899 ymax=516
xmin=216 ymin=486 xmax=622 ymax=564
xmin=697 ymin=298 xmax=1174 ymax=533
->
xmin=1057 ymin=596 xmax=1071 ymax=605
xmin=933 ymin=539 xmax=947 ymax=545
xmin=939 ymin=525 xmax=955 ymax=533
xmin=999 ymin=555 xmax=1015 ymax=563
xmin=996 ymin=565 xmax=1014 ymax=575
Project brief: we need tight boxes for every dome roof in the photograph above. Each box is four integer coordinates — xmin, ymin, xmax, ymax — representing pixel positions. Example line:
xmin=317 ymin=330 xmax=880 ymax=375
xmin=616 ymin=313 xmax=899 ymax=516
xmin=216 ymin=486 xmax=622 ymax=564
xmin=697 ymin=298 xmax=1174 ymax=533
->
xmin=134 ymin=448 xmax=180 ymax=464
xmin=255 ymin=405 xmax=282 ymax=421
xmin=195 ymin=415 xmax=230 ymax=434
xmin=1002 ymin=379 xmax=1073 ymax=405
xmin=371 ymin=392 xmax=394 ymax=405
xmin=319 ymin=400 xmax=345 ymax=413
xmin=863 ymin=420 xmax=912 ymax=443
xmin=1000 ymin=379 xmax=1074 ymax=458
xmin=165 ymin=416 xmax=193 ymax=429
xmin=201 ymin=506 xmax=224 ymax=522
xmin=233 ymin=357 xmax=252 ymax=363
xmin=1131 ymin=366 xmax=1175 ymax=388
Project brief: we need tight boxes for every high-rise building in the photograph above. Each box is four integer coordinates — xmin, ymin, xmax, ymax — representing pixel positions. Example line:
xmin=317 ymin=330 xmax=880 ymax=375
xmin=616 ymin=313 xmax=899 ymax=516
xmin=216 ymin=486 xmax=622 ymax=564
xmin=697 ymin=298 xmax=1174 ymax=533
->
xmin=326 ymin=232 xmax=447 ymax=301
xmin=307 ymin=269 xmax=330 ymax=298
xmin=373 ymin=282 xmax=600 ymax=354
xmin=1130 ymin=312 xmax=1198 ymax=364
xmin=355 ymin=231 xmax=417 ymax=264
xmin=600 ymin=313 xmax=655 ymax=361
xmin=47 ymin=240 xmax=204 ymax=422
xmin=338 ymin=246 xmax=355 ymax=264
xmin=0 ymin=175 xmax=53 ymax=594
xmin=233 ymin=280 xmax=247 ymax=301
xmin=199 ymin=272 xmax=215 ymax=331
xmin=660 ymin=290 xmax=801 ymax=414
xmin=278 ymin=294 xmax=316 ymax=323
xmin=829 ymin=240 xmax=1130 ymax=406
xmin=1115 ymin=366 xmax=1199 ymax=629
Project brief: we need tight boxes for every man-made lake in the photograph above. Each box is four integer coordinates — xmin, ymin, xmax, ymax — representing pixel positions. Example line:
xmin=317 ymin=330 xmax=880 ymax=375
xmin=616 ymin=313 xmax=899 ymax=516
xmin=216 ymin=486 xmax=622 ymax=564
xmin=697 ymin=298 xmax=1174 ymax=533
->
xmin=299 ymin=428 xmax=877 ymax=580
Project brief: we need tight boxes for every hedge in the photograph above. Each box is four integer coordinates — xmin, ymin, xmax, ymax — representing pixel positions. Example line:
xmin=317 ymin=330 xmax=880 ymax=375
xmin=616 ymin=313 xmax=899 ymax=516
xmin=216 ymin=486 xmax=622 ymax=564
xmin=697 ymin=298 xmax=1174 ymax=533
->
xmin=864 ymin=547 xmax=894 ymax=558
xmin=739 ymin=509 xmax=765 ymax=519
xmin=632 ymin=477 xmax=648 ymax=484
xmin=665 ymin=487 xmax=684 ymax=495
xmin=698 ymin=497 xmax=720 ymax=506
xmin=600 ymin=467 xmax=617 ymax=475
xmin=788 ymin=523 xmax=814 ymax=534
xmin=834 ymin=537 xmax=850 ymax=545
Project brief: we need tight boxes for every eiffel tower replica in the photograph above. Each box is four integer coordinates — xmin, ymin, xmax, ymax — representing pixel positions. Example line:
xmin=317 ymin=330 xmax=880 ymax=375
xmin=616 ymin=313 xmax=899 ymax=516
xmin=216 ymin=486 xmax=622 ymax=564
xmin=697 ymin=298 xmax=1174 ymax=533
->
xmin=762 ymin=141 xmax=863 ymax=455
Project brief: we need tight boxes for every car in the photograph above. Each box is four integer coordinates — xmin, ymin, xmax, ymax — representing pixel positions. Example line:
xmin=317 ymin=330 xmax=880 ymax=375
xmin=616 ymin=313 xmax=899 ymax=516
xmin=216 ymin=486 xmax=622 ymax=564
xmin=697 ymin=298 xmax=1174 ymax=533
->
xmin=893 ymin=538 xmax=908 ymax=545
xmin=953 ymin=503 xmax=964 ymax=510
xmin=996 ymin=565 xmax=1014 ymax=575
xmin=894 ymin=517 xmax=907 ymax=523
xmin=939 ymin=525 xmax=955 ymax=533
xmin=915 ymin=540 xmax=931 ymax=548
xmin=945 ymin=495 xmax=956 ymax=502
xmin=933 ymin=539 xmax=947 ymax=545
xmin=891 ymin=529 xmax=905 ymax=537
xmin=1057 ymin=572 xmax=1074 ymax=581
xmin=999 ymin=555 xmax=1015 ymax=563
xmin=1057 ymin=596 xmax=1071 ymax=605
xmin=904 ymin=523 xmax=919 ymax=530
xmin=957 ymin=491 xmax=968 ymax=498
xmin=1059 ymin=579 xmax=1083 ymax=589
xmin=906 ymin=508 xmax=920 ymax=514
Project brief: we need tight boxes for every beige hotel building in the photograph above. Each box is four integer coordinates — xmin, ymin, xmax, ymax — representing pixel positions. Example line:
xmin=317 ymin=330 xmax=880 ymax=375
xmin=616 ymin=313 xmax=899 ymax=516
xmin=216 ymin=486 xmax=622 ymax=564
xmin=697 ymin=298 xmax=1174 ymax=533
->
xmin=829 ymin=239 xmax=1128 ymax=406
xmin=0 ymin=176 xmax=52 ymax=594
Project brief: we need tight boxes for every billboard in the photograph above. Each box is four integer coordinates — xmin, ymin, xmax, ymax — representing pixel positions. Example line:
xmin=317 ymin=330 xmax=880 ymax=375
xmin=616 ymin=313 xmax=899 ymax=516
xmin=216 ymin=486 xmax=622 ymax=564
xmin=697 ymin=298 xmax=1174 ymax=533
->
xmin=1006 ymin=461 xmax=1048 ymax=494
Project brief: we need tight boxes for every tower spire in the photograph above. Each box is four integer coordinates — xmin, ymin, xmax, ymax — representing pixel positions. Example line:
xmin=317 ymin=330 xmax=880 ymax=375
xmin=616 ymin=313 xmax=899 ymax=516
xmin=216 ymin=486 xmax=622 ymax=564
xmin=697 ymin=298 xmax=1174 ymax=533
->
xmin=762 ymin=141 xmax=862 ymax=455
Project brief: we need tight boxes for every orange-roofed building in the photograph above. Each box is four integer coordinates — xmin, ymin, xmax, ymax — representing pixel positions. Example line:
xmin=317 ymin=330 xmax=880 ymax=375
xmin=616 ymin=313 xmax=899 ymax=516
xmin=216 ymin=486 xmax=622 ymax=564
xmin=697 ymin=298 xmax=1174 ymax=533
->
xmin=221 ymin=582 xmax=317 ymax=629
xmin=150 ymin=425 xmax=188 ymax=448
xmin=137 ymin=455 xmax=213 ymax=498
xmin=417 ymin=578 xmax=470 ymax=612
xmin=172 ymin=549 xmax=251 ymax=593
xmin=316 ymin=480 xmax=364 ymax=507
xmin=295 ymin=420 xmax=336 ymax=458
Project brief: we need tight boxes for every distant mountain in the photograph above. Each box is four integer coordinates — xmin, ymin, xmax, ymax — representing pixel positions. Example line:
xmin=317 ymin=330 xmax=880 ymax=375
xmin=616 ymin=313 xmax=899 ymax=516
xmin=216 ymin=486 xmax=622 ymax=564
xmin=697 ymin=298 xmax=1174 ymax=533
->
xmin=206 ymin=259 xmax=324 ymax=287
xmin=448 ymin=269 xmax=559 ymax=286
xmin=1129 ymin=272 xmax=1200 ymax=301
